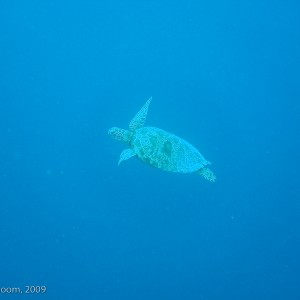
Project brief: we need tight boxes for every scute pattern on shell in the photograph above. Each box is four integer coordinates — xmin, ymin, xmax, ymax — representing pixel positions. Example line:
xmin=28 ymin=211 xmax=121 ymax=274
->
xmin=131 ymin=127 xmax=209 ymax=173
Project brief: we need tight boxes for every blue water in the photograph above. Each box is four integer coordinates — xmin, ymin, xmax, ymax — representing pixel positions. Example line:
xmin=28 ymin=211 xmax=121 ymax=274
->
xmin=0 ymin=1 xmax=299 ymax=299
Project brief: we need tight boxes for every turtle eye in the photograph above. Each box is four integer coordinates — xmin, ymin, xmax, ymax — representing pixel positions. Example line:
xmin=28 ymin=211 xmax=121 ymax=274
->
xmin=108 ymin=127 xmax=119 ymax=139
xmin=108 ymin=127 xmax=115 ymax=135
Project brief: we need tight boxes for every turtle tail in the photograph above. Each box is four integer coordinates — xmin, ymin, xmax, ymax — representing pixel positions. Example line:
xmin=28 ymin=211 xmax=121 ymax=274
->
xmin=197 ymin=167 xmax=216 ymax=183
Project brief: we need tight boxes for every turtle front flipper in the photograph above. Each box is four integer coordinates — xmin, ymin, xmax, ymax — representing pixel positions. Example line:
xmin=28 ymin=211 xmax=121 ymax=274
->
xmin=197 ymin=167 xmax=216 ymax=183
xmin=129 ymin=97 xmax=152 ymax=131
xmin=118 ymin=148 xmax=137 ymax=166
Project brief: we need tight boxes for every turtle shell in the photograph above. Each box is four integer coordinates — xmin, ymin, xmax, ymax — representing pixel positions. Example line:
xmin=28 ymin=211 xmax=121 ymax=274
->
xmin=131 ymin=127 xmax=210 ymax=173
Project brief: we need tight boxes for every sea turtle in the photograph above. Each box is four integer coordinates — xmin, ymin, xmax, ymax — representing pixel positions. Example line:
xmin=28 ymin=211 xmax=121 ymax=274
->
xmin=108 ymin=97 xmax=216 ymax=182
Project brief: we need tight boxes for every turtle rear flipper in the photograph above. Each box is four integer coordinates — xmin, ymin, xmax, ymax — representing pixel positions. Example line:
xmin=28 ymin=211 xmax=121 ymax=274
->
xmin=197 ymin=167 xmax=216 ymax=182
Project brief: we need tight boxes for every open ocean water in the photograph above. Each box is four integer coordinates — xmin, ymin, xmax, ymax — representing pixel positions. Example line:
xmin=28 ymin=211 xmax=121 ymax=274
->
xmin=0 ymin=1 xmax=299 ymax=299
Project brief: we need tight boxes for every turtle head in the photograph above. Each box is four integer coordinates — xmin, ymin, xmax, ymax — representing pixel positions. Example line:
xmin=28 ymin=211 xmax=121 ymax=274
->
xmin=108 ymin=127 xmax=132 ymax=144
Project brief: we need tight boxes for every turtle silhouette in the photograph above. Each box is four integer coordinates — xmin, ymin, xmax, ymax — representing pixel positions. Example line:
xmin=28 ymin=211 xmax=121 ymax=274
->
xmin=108 ymin=97 xmax=216 ymax=182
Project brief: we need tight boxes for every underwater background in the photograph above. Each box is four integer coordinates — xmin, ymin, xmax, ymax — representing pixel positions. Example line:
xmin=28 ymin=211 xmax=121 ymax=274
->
xmin=0 ymin=0 xmax=299 ymax=299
